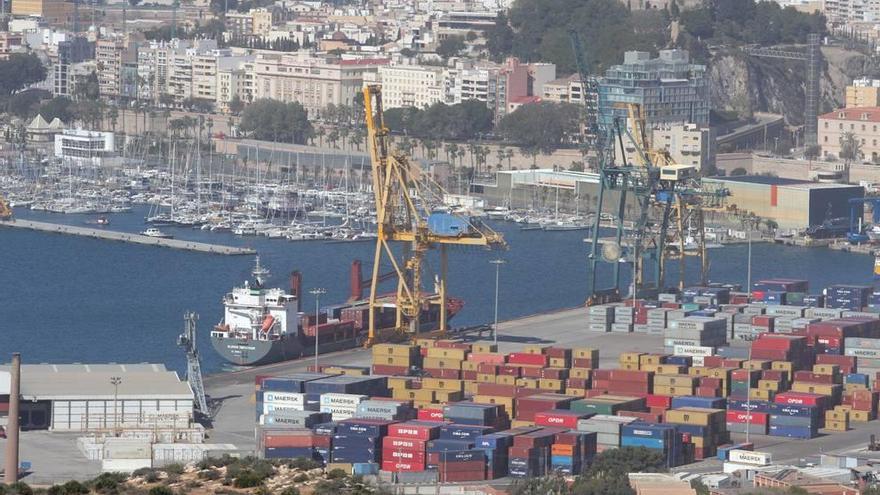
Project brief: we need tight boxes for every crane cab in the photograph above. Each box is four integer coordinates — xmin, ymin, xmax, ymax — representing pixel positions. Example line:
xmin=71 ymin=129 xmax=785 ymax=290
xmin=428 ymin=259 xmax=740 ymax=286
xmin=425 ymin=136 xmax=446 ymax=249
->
xmin=660 ymin=164 xmax=697 ymax=182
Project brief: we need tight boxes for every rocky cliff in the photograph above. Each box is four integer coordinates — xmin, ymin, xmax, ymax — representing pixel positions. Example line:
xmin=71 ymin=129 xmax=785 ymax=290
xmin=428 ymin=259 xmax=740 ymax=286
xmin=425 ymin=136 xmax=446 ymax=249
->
xmin=707 ymin=46 xmax=877 ymax=126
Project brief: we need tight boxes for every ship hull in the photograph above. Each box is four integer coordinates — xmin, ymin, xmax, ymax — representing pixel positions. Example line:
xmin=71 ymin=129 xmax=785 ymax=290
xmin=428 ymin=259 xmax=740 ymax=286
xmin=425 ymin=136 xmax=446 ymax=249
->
xmin=211 ymin=334 xmax=303 ymax=367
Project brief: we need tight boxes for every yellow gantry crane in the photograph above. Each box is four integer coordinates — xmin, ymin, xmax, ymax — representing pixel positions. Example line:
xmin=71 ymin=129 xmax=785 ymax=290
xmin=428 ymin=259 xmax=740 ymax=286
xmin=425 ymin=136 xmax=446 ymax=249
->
xmin=0 ymin=193 xmax=13 ymax=221
xmin=362 ymin=85 xmax=506 ymax=345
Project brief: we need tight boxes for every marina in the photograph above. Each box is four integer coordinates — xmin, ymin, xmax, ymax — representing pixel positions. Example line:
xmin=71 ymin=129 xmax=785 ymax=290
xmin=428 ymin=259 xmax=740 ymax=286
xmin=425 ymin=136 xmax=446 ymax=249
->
xmin=0 ymin=219 xmax=256 ymax=255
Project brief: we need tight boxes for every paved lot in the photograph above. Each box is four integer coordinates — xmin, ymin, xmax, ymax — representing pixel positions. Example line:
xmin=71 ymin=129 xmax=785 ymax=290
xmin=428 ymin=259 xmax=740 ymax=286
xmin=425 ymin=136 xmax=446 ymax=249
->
xmin=5 ymin=306 xmax=878 ymax=483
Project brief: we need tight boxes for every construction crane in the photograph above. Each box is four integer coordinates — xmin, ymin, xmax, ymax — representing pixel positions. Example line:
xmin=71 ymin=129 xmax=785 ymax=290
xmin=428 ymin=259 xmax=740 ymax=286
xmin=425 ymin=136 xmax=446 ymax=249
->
xmin=570 ymin=30 xmax=663 ymax=304
xmin=178 ymin=312 xmax=209 ymax=415
xmin=362 ymin=85 xmax=505 ymax=345
xmin=743 ymin=33 xmax=821 ymax=147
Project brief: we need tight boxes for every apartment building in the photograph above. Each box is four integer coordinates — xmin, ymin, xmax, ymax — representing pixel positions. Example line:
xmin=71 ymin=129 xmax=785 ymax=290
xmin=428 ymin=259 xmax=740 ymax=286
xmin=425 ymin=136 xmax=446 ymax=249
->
xmin=377 ymin=64 xmax=445 ymax=109
xmin=226 ymin=12 xmax=255 ymax=37
xmin=251 ymin=52 xmax=388 ymax=114
xmin=446 ymin=57 xmax=556 ymax=121
xmin=819 ymin=107 xmax=880 ymax=161
xmin=846 ymin=78 xmax=880 ymax=108
xmin=0 ymin=33 xmax=22 ymax=60
xmin=96 ymin=37 xmax=131 ymax=98
xmin=599 ymin=49 xmax=710 ymax=127
xmin=823 ymin=0 xmax=880 ymax=22
xmin=650 ymin=123 xmax=715 ymax=171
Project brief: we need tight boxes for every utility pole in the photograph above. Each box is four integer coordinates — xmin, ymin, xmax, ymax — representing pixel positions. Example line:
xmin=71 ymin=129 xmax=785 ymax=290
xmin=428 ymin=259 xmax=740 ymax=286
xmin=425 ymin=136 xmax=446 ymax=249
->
xmin=4 ymin=353 xmax=21 ymax=484
xmin=490 ymin=259 xmax=505 ymax=346
xmin=110 ymin=376 xmax=122 ymax=433
xmin=310 ymin=288 xmax=326 ymax=371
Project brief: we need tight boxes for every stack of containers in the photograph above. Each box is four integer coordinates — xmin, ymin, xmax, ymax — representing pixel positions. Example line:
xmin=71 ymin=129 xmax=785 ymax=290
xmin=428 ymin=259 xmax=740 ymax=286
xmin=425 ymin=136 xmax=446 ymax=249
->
xmin=437 ymin=449 xmax=486 ymax=482
xmin=728 ymin=369 xmax=760 ymax=401
xmin=752 ymin=279 xmax=809 ymax=302
xmin=768 ymin=398 xmax=820 ymax=439
xmin=663 ymin=405 xmax=727 ymax=460
xmin=725 ymin=399 xmax=770 ymax=436
xmin=593 ymin=369 xmax=653 ymax=395
xmin=576 ymin=414 xmax=638 ymax=451
xmin=840 ymin=389 xmax=878 ymax=422
xmin=332 ymin=418 xmax=394 ymax=465
xmin=381 ymin=421 xmax=442 ymax=473
xmin=812 ymin=320 xmax=872 ymax=356
xmin=570 ymin=396 xmax=646 ymax=416
xmin=825 ymin=285 xmax=872 ymax=310
xmin=508 ymin=428 xmax=564 ymax=478
xmin=664 ymin=317 xmax=727 ymax=350
xmin=420 ymin=377 xmax=465 ymax=407
xmin=320 ymin=393 xmax=368 ymax=421
xmin=550 ymin=430 xmax=597 ymax=474
xmin=444 ymin=402 xmax=508 ymax=429
xmin=355 ymin=399 xmax=415 ymax=421
xmin=514 ymin=394 xmax=575 ymax=423
xmin=846 ymin=337 xmax=880 ymax=382
xmin=371 ymin=344 xmax=420 ymax=376
xmin=475 ymin=431 xmax=518 ymax=479
xmin=647 ymin=308 xmax=670 ymax=334
xmin=588 ymin=305 xmax=614 ymax=332
xmin=750 ymin=334 xmax=812 ymax=371
xmin=258 ymin=427 xmax=332 ymax=462
xmin=620 ymin=423 xmax=683 ymax=468
xmin=422 ymin=344 xmax=468 ymax=380
xmin=612 ymin=306 xmax=634 ymax=333
xmin=256 ymin=372 xmax=330 ymax=417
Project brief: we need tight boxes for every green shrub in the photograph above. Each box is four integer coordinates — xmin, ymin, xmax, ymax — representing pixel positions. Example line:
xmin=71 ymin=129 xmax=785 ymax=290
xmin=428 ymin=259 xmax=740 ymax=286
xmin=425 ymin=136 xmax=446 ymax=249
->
xmin=197 ymin=469 xmax=220 ymax=481
xmin=6 ymin=483 xmax=33 ymax=495
xmin=59 ymin=482 xmax=88 ymax=495
xmin=292 ymin=473 xmax=309 ymax=483
xmin=288 ymin=457 xmax=321 ymax=471
xmin=232 ymin=470 xmax=263 ymax=489
xmin=148 ymin=487 xmax=173 ymax=495
xmin=280 ymin=487 xmax=301 ymax=495
xmin=326 ymin=468 xmax=348 ymax=480
xmin=162 ymin=464 xmax=185 ymax=476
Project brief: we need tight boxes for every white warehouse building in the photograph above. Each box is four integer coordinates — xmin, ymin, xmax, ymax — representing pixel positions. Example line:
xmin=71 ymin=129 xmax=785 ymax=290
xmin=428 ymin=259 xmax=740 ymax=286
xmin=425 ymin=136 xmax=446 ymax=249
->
xmin=0 ymin=364 xmax=194 ymax=432
xmin=54 ymin=129 xmax=116 ymax=167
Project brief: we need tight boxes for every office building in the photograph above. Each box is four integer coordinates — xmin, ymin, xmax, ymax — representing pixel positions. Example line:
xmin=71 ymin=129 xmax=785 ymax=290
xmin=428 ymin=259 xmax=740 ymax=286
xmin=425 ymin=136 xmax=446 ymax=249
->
xmin=818 ymin=107 xmax=880 ymax=161
xmin=846 ymin=78 xmax=880 ymax=108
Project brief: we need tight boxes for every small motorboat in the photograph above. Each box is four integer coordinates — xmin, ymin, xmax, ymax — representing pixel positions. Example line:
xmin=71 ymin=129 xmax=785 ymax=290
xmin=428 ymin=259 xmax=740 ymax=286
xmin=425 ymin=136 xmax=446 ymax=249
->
xmin=141 ymin=227 xmax=173 ymax=239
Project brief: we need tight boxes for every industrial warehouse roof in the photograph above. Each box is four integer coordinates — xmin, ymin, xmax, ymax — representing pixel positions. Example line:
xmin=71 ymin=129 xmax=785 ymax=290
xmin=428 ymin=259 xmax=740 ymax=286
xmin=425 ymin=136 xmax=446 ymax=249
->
xmin=707 ymin=175 xmax=808 ymax=186
xmin=0 ymin=364 xmax=194 ymax=401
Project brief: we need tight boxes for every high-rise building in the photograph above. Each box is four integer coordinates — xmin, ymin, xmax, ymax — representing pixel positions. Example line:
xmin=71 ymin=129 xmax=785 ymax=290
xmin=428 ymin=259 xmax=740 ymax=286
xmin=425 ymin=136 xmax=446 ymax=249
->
xmin=378 ymin=64 xmax=445 ymax=109
xmin=598 ymin=50 xmax=709 ymax=128
xmin=846 ymin=78 xmax=880 ymax=108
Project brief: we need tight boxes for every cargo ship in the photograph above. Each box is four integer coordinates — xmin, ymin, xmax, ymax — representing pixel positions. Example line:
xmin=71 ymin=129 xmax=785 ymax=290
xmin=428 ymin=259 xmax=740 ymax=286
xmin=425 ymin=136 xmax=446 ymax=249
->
xmin=211 ymin=258 xmax=463 ymax=366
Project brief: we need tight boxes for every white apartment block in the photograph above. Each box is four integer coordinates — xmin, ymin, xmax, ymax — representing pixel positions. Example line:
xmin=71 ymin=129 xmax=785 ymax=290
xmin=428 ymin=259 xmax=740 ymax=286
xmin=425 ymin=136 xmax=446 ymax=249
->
xmin=650 ymin=123 xmax=715 ymax=171
xmin=377 ymin=64 xmax=444 ymax=109
xmin=824 ymin=0 xmax=880 ymax=22
xmin=251 ymin=52 xmax=388 ymax=114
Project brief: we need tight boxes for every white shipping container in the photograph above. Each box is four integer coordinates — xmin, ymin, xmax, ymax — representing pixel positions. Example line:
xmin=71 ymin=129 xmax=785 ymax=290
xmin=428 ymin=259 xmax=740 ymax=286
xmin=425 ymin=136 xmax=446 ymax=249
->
xmin=264 ymin=392 xmax=305 ymax=404
xmin=845 ymin=348 xmax=880 ymax=359
xmin=263 ymin=403 xmax=305 ymax=415
xmin=692 ymin=356 xmax=705 ymax=367
xmin=319 ymin=393 xmax=367 ymax=407
xmin=320 ymin=405 xmax=359 ymax=417
xmin=103 ymin=439 xmax=152 ymax=460
xmin=728 ymin=449 xmax=771 ymax=466
xmin=673 ymin=345 xmax=714 ymax=357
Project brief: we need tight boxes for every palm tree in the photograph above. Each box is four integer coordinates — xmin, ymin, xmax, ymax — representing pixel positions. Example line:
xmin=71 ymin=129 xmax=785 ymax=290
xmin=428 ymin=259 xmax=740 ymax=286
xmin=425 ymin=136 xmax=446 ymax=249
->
xmin=444 ymin=143 xmax=459 ymax=164
xmin=327 ymin=129 xmax=340 ymax=149
xmin=496 ymin=147 xmax=506 ymax=170
xmin=839 ymin=131 xmax=863 ymax=163
xmin=505 ymin=148 xmax=515 ymax=169
xmin=349 ymin=130 xmax=364 ymax=151
xmin=315 ymin=127 xmax=326 ymax=147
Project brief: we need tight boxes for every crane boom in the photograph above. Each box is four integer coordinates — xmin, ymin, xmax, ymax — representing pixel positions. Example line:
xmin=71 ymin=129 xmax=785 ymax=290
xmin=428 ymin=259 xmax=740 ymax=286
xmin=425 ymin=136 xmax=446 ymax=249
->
xmin=362 ymin=85 xmax=505 ymax=345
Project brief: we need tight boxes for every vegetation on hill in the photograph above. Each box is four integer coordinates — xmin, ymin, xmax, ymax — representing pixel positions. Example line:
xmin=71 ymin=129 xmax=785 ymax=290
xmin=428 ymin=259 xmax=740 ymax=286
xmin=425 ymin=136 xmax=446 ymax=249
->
xmin=383 ymin=100 xmax=494 ymax=141
xmin=239 ymin=99 xmax=315 ymax=144
xmin=486 ymin=0 xmax=827 ymax=73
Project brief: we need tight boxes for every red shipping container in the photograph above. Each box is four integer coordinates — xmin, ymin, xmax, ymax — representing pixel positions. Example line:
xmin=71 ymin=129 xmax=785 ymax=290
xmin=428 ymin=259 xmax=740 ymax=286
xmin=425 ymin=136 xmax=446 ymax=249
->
xmin=513 ymin=428 xmax=567 ymax=448
xmin=662 ymin=302 xmax=681 ymax=309
xmin=462 ymin=370 xmax=477 ymax=381
xmin=793 ymin=371 xmax=836 ymax=384
xmin=508 ymin=353 xmax=548 ymax=367
xmin=723 ymin=359 xmax=744 ymax=369
xmin=440 ymin=467 xmax=486 ymax=482
xmin=646 ymin=394 xmax=672 ymax=408
xmin=372 ymin=364 xmax=410 ymax=376
xmin=608 ymin=370 xmax=652 ymax=383
xmin=542 ymin=368 xmax=569 ymax=380
xmin=731 ymin=369 xmax=760 ymax=381
xmin=521 ymin=366 xmax=544 ymax=379
xmin=699 ymin=377 xmax=723 ymax=388
xmin=726 ymin=410 xmax=768 ymax=425
xmin=702 ymin=356 xmax=724 ymax=367
xmin=508 ymin=446 xmax=536 ymax=458
xmin=608 ymin=382 xmax=651 ymax=395
xmin=761 ymin=370 xmax=786 ymax=381
xmin=567 ymin=378 xmax=590 ymax=389
xmin=545 ymin=347 xmax=572 ymax=359
xmin=388 ymin=421 xmax=443 ymax=440
xmin=585 ymin=389 xmax=607 ymax=397
xmin=381 ymin=460 xmax=425 ymax=472
xmin=774 ymin=392 xmax=826 ymax=408
xmin=423 ymin=368 xmax=461 ymax=379
xmin=696 ymin=386 xmax=721 ymax=397
xmin=592 ymin=369 xmax=611 ymax=380
xmin=384 ymin=450 xmax=427 ymax=463
xmin=263 ymin=433 xmax=316 ymax=448
xmin=434 ymin=341 xmax=470 ymax=350
xmin=617 ymin=410 xmax=663 ymax=422
xmin=476 ymin=363 xmax=498 ymax=374
xmin=498 ymin=365 xmax=521 ymax=377
xmin=469 ymin=353 xmax=506 ymax=365
xmin=383 ymin=436 xmax=428 ymax=451
xmin=534 ymin=410 xmax=588 ymax=429
xmin=572 ymin=358 xmax=595 ymax=368
xmin=816 ymin=354 xmax=856 ymax=373
xmin=752 ymin=315 xmax=775 ymax=327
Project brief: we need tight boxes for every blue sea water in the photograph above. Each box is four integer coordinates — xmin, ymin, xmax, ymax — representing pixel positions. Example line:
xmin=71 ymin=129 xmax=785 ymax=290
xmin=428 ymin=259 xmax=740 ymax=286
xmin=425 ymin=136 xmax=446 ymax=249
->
xmin=0 ymin=206 xmax=876 ymax=373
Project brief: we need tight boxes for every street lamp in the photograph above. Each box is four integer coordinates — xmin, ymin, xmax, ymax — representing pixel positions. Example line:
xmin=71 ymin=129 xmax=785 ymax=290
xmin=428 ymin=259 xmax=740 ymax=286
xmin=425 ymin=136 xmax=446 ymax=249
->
xmin=310 ymin=288 xmax=326 ymax=371
xmin=747 ymin=217 xmax=754 ymax=296
xmin=489 ymin=259 xmax=505 ymax=346
xmin=110 ymin=376 xmax=122 ymax=433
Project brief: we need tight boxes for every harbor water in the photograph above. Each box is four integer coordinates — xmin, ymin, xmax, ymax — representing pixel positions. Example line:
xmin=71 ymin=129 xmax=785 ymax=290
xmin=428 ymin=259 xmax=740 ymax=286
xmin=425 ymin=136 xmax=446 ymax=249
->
xmin=1 ymin=205 xmax=876 ymax=373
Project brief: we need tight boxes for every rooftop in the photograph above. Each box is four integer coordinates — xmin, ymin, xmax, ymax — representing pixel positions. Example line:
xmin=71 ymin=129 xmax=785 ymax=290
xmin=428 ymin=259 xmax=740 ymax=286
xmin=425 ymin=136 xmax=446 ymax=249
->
xmin=819 ymin=106 xmax=880 ymax=122
xmin=0 ymin=363 xmax=193 ymax=400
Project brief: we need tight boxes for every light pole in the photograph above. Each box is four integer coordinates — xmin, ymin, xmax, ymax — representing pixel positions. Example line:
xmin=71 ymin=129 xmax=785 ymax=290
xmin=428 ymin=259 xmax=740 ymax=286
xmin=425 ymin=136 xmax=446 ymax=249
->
xmin=745 ymin=346 xmax=753 ymax=444
xmin=489 ymin=259 xmax=505 ymax=346
xmin=310 ymin=288 xmax=326 ymax=371
xmin=747 ymin=218 xmax=753 ymax=297
xmin=110 ymin=376 xmax=122 ymax=433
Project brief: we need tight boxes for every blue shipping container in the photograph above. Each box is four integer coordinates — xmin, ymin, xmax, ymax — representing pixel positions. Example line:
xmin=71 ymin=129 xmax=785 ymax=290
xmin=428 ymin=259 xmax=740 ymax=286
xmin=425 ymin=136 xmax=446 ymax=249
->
xmin=671 ymin=396 xmax=726 ymax=409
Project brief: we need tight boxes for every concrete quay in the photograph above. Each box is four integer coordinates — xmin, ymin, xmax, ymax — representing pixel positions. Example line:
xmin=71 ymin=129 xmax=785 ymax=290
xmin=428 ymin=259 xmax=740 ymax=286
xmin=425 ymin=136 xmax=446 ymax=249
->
xmin=0 ymin=219 xmax=255 ymax=256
